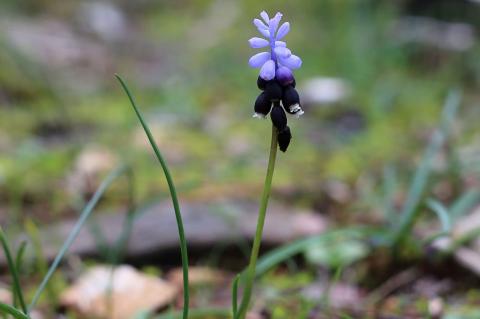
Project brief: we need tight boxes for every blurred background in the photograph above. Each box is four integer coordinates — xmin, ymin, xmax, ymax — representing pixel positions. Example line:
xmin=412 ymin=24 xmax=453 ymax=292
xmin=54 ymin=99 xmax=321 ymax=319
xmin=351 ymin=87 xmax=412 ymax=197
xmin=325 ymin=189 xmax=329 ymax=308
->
xmin=2 ymin=0 xmax=480 ymax=318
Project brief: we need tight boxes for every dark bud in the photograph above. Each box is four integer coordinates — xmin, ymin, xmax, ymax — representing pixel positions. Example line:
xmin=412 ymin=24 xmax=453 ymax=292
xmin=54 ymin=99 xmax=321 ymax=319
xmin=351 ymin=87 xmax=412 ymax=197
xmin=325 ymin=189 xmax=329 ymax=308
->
xmin=282 ymin=86 xmax=302 ymax=114
xmin=257 ymin=76 xmax=267 ymax=90
xmin=278 ymin=126 xmax=292 ymax=152
xmin=265 ymin=81 xmax=283 ymax=101
xmin=275 ymin=66 xmax=295 ymax=87
xmin=254 ymin=92 xmax=272 ymax=118
xmin=270 ymin=102 xmax=287 ymax=131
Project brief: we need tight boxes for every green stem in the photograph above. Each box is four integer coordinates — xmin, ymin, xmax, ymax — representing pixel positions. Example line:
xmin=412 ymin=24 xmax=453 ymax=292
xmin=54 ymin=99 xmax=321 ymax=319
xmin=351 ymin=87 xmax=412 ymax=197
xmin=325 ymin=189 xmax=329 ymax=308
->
xmin=13 ymin=241 xmax=27 ymax=309
xmin=0 ymin=228 xmax=27 ymax=314
xmin=231 ymin=274 xmax=240 ymax=317
xmin=236 ymin=126 xmax=278 ymax=319
xmin=0 ymin=302 xmax=29 ymax=319
xmin=116 ymin=75 xmax=189 ymax=319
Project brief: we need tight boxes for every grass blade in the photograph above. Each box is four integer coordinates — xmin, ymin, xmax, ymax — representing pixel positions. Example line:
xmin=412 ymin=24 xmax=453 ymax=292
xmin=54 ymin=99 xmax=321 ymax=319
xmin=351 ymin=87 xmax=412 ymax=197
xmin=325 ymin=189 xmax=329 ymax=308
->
xmin=382 ymin=165 xmax=398 ymax=226
xmin=14 ymin=241 xmax=27 ymax=276
xmin=24 ymin=219 xmax=58 ymax=307
xmin=450 ymin=190 xmax=480 ymax=223
xmin=254 ymin=227 xmax=369 ymax=277
xmin=231 ymin=274 xmax=240 ymax=317
xmin=111 ymin=166 xmax=137 ymax=264
xmin=392 ymin=89 xmax=461 ymax=245
xmin=0 ymin=302 xmax=29 ymax=319
xmin=28 ymin=165 xmax=128 ymax=312
xmin=13 ymin=241 xmax=27 ymax=309
xmin=116 ymin=74 xmax=189 ymax=319
xmin=0 ymin=228 xmax=27 ymax=313
xmin=426 ymin=199 xmax=451 ymax=234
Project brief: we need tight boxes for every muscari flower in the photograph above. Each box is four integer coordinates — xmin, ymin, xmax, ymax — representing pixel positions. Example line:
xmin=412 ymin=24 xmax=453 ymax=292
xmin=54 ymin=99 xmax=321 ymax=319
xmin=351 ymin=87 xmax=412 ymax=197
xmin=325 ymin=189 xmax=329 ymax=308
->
xmin=248 ymin=11 xmax=304 ymax=152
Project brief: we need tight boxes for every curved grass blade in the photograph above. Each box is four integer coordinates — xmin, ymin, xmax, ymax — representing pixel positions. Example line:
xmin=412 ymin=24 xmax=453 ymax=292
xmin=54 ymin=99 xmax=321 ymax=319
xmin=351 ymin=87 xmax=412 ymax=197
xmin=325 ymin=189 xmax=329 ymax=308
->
xmin=382 ymin=165 xmax=398 ymax=226
xmin=230 ymin=227 xmax=372 ymax=318
xmin=0 ymin=228 xmax=27 ymax=313
xmin=13 ymin=241 xmax=27 ymax=309
xmin=254 ymin=227 xmax=370 ymax=277
xmin=392 ymin=89 xmax=461 ymax=246
xmin=426 ymin=199 xmax=451 ymax=234
xmin=14 ymin=241 xmax=27 ymax=276
xmin=28 ymin=165 xmax=128 ymax=312
xmin=0 ymin=302 xmax=29 ymax=319
xmin=24 ymin=219 xmax=58 ymax=306
xmin=115 ymin=74 xmax=189 ymax=319
xmin=450 ymin=190 xmax=480 ymax=223
xmin=82 ymin=166 xmax=136 ymax=263
xmin=231 ymin=274 xmax=240 ymax=317
xmin=111 ymin=166 xmax=137 ymax=264
xmin=422 ymin=231 xmax=450 ymax=247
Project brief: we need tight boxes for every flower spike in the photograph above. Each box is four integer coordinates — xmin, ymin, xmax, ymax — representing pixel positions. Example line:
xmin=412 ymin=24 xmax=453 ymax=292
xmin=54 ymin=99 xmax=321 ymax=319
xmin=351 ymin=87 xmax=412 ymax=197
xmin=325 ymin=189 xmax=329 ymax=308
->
xmin=248 ymin=11 xmax=304 ymax=152
xmin=248 ymin=11 xmax=301 ymax=81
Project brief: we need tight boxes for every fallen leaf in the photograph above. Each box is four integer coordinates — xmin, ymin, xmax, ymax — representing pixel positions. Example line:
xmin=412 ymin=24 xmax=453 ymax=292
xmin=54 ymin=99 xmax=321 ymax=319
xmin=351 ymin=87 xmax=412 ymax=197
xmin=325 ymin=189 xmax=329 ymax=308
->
xmin=61 ymin=265 xmax=178 ymax=319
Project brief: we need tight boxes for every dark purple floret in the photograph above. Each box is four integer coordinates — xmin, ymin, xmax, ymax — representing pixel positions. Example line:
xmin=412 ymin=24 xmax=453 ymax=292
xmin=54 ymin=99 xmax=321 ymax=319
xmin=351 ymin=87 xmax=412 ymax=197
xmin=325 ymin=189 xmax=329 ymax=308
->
xmin=257 ymin=76 xmax=267 ymax=90
xmin=270 ymin=102 xmax=287 ymax=131
xmin=282 ymin=86 xmax=303 ymax=116
xmin=254 ymin=92 xmax=272 ymax=118
xmin=278 ymin=126 xmax=292 ymax=152
xmin=265 ymin=81 xmax=283 ymax=101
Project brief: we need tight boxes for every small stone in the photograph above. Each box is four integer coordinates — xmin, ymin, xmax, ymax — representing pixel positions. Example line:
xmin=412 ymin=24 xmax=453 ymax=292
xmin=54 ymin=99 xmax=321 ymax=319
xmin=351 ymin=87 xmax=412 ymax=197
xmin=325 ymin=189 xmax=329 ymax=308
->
xmin=301 ymin=77 xmax=350 ymax=105
xmin=428 ymin=297 xmax=444 ymax=318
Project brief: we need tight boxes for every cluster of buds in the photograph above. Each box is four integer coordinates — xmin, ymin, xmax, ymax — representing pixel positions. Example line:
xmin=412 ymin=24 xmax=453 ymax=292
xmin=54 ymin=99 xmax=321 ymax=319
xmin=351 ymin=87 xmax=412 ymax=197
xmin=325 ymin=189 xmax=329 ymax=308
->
xmin=249 ymin=11 xmax=304 ymax=152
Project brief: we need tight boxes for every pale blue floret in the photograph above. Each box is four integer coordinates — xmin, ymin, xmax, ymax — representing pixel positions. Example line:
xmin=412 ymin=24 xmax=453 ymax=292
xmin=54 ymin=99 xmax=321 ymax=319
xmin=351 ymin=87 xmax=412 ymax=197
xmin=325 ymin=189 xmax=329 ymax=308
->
xmin=248 ymin=11 xmax=302 ymax=80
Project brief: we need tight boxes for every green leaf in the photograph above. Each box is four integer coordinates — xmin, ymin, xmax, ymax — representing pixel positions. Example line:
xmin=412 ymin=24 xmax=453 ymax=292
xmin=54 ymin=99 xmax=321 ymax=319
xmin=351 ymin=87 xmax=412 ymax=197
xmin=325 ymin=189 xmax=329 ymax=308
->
xmin=231 ymin=274 xmax=240 ymax=317
xmin=392 ymin=89 xmax=461 ymax=245
xmin=0 ymin=228 xmax=27 ymax=313
xmin=305 ymin=234 xmax=370 ymax=268
xmin=0 ymin=302 xmax=29 ymax=319
xmin=426 ymin=199 xmax=452 ymax=234
xmin=255 ymin=227 xmax=372 ymax=276
xmin=116 ymin=74 xmax=190 ymax=319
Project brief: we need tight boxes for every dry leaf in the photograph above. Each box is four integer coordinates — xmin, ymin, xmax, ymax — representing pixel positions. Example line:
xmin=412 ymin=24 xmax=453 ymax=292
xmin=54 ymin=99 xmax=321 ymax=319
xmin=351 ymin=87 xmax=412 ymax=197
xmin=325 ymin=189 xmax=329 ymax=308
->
xmin=61 ymin=265 xmax=178 ymax=319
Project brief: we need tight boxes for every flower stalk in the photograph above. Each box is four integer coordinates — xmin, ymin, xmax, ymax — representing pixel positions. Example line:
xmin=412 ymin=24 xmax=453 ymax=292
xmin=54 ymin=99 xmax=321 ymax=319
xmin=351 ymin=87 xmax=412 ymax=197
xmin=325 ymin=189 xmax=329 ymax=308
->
xmin=234 ymin=11 xmax=303 ymax=317
xmin=249 ymin=11 xmax=303 ymax=153
xmin=236 ymin=125 xmax=278 ymax=319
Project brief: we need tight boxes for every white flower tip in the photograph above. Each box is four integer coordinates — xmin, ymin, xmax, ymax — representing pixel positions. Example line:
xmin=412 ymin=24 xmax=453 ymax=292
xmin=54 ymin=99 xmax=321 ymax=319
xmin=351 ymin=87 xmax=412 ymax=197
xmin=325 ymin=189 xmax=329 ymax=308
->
xmin=288 ymin=104 xmax=304 ymax=118
xmin=289 ymin=103 xmax=301 ymax=113
xmin=294 ymin=110 xmax=305 ymax=118
xmin=253 ymin=113 xmax=266 ymax=119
